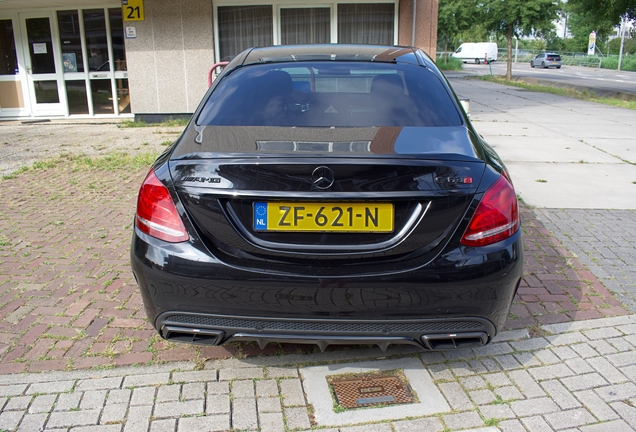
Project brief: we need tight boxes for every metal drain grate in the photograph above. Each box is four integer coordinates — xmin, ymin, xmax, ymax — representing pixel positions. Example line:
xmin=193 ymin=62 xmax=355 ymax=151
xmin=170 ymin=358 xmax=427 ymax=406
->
xmin=331 ymin=375 xmax=413 ymax=409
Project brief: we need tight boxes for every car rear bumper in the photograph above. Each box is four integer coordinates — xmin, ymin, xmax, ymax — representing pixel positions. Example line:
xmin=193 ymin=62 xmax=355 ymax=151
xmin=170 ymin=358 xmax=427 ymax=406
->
xmin=131 ymin=228 xmax=523 ymax=351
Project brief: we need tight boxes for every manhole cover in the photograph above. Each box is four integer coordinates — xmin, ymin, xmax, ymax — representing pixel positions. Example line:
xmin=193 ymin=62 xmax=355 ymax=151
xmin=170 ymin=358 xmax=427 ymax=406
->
xmin=330 ymin=375 xmax=413 ymax=409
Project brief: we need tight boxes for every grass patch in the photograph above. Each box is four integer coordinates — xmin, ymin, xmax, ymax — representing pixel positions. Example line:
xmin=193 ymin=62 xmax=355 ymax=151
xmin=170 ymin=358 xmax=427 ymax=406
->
xmin=119 ymin=118 xmax=190 ymax=128
xmin=1 ymin=152 xmax=159 ymax=180
xmin=436 ymin=56 xmax=463 ymax=71
xmin=479 ymin=76 xmax=636 ymax=111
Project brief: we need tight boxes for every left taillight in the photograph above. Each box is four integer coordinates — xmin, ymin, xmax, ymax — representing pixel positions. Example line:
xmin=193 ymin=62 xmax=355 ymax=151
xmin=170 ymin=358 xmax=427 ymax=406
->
xmin=135 ymin=169 xmax=189 ymax=243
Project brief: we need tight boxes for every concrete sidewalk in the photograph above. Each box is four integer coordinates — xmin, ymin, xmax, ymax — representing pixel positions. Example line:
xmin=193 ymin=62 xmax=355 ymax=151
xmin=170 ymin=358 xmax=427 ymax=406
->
xmin=1 ymin=79 xmax=636 ymax=431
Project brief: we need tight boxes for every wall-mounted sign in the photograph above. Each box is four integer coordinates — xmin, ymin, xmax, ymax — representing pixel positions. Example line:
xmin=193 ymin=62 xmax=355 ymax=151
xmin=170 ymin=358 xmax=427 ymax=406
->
xmin=125 ymin=27 xmax=137 ymax=39
xmin=33 ymin=43 xmax=47 ymax=54
xmin=123 ymin=0 xmax=144 ymax=21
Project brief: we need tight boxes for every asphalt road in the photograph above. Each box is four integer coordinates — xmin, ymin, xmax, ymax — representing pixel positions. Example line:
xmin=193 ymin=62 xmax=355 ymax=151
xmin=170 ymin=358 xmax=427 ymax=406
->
xmin=448 ymin=62 xmax=636 ymax=96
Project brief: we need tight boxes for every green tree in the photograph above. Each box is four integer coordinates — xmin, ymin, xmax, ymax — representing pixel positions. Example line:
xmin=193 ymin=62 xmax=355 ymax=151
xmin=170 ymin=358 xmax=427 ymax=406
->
xmin=481 ymin=0 xmax=561 ymax=79
xmin=438 ymin=0 xmax=480 ymax=53
xmin=564 ymin=8 xmax=615 ymax=52
xmin=568 ymin=0 xmax=635 ymax=28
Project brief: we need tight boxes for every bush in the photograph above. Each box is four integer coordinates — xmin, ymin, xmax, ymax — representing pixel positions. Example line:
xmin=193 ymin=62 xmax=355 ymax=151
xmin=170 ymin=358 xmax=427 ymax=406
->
xmin=436 ymin=56 xmax=463 ymax=71
xmin=600 ymin=55 xmax=636 ymax=71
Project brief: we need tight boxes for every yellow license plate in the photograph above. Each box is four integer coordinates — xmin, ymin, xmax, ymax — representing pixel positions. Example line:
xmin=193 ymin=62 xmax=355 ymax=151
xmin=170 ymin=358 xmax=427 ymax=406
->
xmin=253 ymin=202 xmax=393 ymax=232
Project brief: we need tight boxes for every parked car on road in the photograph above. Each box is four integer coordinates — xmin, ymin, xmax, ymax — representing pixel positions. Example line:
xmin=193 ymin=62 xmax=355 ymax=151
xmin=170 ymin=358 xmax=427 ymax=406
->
xmin=131 ymin=44 xmax=523 ymax=353
xmin=530 ymin=53 xmax=562 ymax=69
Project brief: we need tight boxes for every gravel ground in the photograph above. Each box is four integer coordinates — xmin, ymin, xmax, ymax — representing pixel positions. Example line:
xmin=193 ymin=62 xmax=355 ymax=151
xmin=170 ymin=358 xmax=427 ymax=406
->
xmin=0 ymin=120 xmax=184 ymax=177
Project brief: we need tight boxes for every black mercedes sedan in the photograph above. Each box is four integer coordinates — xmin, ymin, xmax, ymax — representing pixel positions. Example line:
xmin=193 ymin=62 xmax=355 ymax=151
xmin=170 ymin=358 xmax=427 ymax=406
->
xmin=131 ymin=45 xmax=523 ymax=352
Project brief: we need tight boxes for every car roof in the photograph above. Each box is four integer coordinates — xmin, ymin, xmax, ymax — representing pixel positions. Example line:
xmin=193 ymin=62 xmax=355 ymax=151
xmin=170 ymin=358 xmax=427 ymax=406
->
xmin=241 ymin=44 xmax=421 ymax=66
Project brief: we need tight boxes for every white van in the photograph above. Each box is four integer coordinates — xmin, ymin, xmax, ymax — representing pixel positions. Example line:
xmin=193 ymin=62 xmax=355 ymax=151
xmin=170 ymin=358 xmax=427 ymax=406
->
xmin=452 ymin=42 xmax=498 ymax=64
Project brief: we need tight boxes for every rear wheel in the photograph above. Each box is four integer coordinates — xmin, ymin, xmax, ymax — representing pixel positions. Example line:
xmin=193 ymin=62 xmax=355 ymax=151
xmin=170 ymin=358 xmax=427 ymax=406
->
xmin=475 ymin=58 xmax=481 ymax=64
xmin=541 ymin=62 xmax=547 ymax=68
xmin=530 ymin=62 xmax=535 ymax=68
xmin=557 ymin=66 xmax=561 ymax=69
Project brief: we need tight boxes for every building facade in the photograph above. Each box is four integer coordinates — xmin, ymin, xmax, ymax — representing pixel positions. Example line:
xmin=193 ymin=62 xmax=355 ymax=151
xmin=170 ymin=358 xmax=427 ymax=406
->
xmin=0 ymin=0 xmax=437 ymax=121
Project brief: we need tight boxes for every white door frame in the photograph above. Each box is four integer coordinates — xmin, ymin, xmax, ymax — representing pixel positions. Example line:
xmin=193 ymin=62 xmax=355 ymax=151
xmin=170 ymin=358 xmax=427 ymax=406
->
xmin=18 ymin=10 xmax=68 ymax=117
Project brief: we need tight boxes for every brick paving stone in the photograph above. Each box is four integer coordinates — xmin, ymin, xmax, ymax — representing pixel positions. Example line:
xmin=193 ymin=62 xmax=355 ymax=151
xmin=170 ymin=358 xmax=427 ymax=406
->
xmin=153 ymin=400 xmax=204 ymax=418
xmin=495 ymin=355 xmax=523 ymax=370
xmin=124 ymin=405 xmax=152 ymax=432
xmin=150 ymin=418 xmax=176 ymax=432
xmin=584 ymin=327 xmax=623 ymax=340
xmin=279 ymin=379 xmax=305 ymax=407
xmin=256 ymin=380 xmax=279 ymax=397
xmin=100 ymin=403 xmax=127 ymax=423
xmin=508 ymin=370 xmax=546 ymax=398
xmin=607 ymin=351 xmax=636 ymax=368
xmin=571 ymin=343 xmax=601 ymax=358
xmin=483 ymin=372 xmax=512 ymax=387
xmin=610 ymin=401 xmax=636 ymax=429
xmin=284 ymin=406 xmax=311 ymax=430
xmin=499 ymin=419 xmax=526 ymax=432
xmin=574 ymin=390 xmax=620 ymax=422
xmin=449 ymin=361 xmax=474 ymax=376
xmin=438 ymin=382 xmax=473 ymax=411
xmin=510 ymin=338 xmax=551 ymax=352
xmin=130 ymin=387 xmax=156 ymax=406
xmin=595 ymin=383 xmax=636 ymax=402
xmin=587 ymin=356 xmax=628 ymax=384
xmin=0 ymin=411 xmax=24 ymax=430
xmin=544 ymin=408 xmax=596 ymax=429
xmin=266 ymin=367 xmax=298 ymax=378
xmin=460 ymin=376 xmax=487 ymax=390
xmin=533 ymin=349 xmax=561 ymax=365
xmin=607 ymin=337 xmax=634 ymax=352
xmin=178 ymin=415 xmax=230 ymax=432
xmin=123 ymin=373 xmax=170 ymax=388
xmin=232 ymin=398 xmax=257 ymax=430
xmin=579 ymin=419 xmax=634 ymax=432
xmin=80 ymin=390 xmax=108 ymax=410
xmin=16 ymin=413 xmax=47 ymax=432
xmin=181 ymin=382 xmax=204 ymax=401
xmin=219 ymin=367 xmax=264 ymax=381
xmin=207 ymin=394 xmax=230 ymax=414
xmin=156 ymin=384 xmax=180 ymax=403
xmin=528 ymin=363 xmax=575 ymax=381
xmin=442 ymin=411 xmax=484 ymax=430
xmin=340 ymin=425 xmax=392 ymax=432
xmin=540 ymin=380 xmax=581 ymax=409
xmin=258 ymin=397 xmax=282 ymax=413
xmin=232 ymin=380 xmax=255 ymax=398
xmin=521 ymin=415 xmax=555 ymax=432
xmin=561 ymin=373 xmax=609 ymax=391
xmin=564 ymin=357 xmax=595 ymax=375
xmin=495 ymin=386 xmax=524 ymax=401
xmin=47 ymin=409 xmax=101 ymax=428
xmin=392 ymin=417 xmax=444 ymax=432
xmin=469 ymin=389 xmax=497 ymax=405
xmin=106 ymin=389 xmax=131 ymax=405
xmin=514 ymin=352 xmax=542 ymax=368
xmin=5 ymin=396 xmax=31 ymax=410
xmin=26 ymin=380 xmax=75 ymax=394
xmin=28 ymin=394 xmax=57 ymax=414
xmin=589 ymin=339 xmax=619 ymax=355
xmin=259 ymin=412 xmax=285 ymax=432
xmin=479 ymin=404 xmax=516 ymax=420
xmin=510 ymin=397 xmax=560 ymax=416
xmin=55 ymin=392 xmax=81 ymax=411
xmin=428 ymin=363 xmax=455 ymax=381
xmin=207 ymin=381 xmax=229 ymax=395
xmin=172 ymin=370 xmax=217 ymax=383
xmin=77 ymin=377 xmax=123 ymax=391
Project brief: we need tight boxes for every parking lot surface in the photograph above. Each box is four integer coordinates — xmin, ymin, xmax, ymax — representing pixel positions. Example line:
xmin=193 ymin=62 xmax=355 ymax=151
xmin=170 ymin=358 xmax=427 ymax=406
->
xmin=1 ymin=77 xmax=635 ymax=431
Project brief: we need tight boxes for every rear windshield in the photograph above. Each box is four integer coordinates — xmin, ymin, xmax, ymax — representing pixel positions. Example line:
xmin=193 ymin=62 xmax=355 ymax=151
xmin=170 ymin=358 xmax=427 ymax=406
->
xmin=196 ymin=62 xmax=462 ymax=128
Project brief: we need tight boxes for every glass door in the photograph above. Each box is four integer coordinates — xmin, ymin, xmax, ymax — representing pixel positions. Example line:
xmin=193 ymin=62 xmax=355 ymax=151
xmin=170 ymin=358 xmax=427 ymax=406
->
xmin=19 ymin=11 xmax=66 ymax=116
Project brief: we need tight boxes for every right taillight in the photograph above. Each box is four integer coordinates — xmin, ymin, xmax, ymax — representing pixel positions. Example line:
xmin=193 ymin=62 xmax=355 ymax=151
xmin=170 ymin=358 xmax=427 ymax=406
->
xmin=460 ymin=174 xmax=519 ymax=247
xmin=135 ymin=169 xmax=189 ymax=243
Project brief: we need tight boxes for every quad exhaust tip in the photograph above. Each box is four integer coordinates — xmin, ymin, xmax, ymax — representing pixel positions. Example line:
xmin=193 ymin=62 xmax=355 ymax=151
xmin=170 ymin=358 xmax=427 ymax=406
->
xmin=161 ymin=325 xmax=489 ymax=351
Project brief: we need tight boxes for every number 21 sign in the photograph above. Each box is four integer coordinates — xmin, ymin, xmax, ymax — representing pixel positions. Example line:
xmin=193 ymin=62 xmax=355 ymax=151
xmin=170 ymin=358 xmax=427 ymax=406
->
xmin=123 ymin=0 xmax=144 ymax=21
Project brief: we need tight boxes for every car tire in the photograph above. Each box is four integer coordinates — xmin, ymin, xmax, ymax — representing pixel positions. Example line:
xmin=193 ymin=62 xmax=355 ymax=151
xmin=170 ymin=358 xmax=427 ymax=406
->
xmin=541 ymin=62 xmax=547 ymax=68
xmin=557 ymin=66 xmax=561 ymax=69
xmin=475 ymin=58 xmax=481 ymax=64
xmin=530 ymin=62 xmax=534 ymax=68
